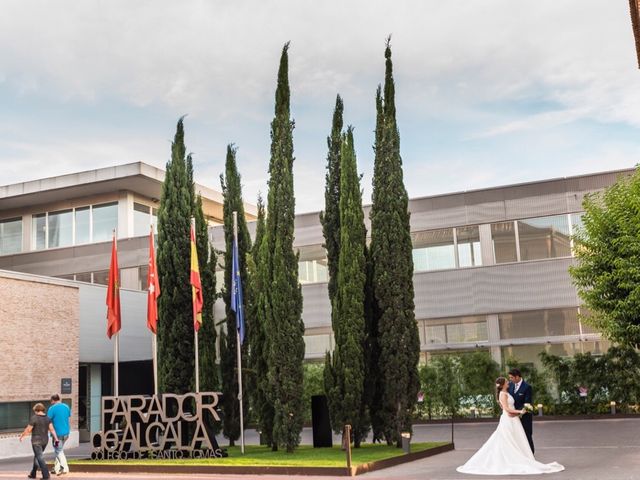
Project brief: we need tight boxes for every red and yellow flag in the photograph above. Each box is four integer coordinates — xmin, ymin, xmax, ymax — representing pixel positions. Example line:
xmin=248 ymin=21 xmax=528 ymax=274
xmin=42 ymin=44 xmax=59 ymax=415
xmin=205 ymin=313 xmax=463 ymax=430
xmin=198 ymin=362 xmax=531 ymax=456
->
xmin=190 ymin=219 xmax=203 ymax=332
xmin=147 ymin=226 xmax=160 ymax=334
xmin=106 ymin=233 xmax=121 ymax=339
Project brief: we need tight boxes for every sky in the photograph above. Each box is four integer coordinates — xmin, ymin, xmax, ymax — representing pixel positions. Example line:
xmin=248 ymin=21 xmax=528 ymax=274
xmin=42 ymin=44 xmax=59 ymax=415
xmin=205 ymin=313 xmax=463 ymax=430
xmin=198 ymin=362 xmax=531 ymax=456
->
xmin=1 ymin=0 xmax=639 ymax=213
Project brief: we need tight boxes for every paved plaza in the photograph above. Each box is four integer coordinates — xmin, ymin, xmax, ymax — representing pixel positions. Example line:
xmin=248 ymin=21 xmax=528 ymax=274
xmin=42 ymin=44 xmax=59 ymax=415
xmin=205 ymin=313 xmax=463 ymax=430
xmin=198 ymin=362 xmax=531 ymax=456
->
xmin=0 ymin=418 xmax=638 ymax=480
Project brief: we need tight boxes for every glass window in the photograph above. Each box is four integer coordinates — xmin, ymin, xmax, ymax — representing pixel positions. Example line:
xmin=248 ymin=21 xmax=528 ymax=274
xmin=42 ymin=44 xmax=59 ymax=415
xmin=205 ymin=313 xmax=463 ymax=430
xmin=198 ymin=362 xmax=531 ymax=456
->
xmin=47 ymin=209 xmax=73 ymax=248
xmin=456 ymin=226 xmax=482 ymax=268
xmin=75 ymin=207 xmax=90 ymax=245
xmin=151 ymin=208 xmax=159 ymax=234
xmin=491 ymin=222 xmax=517 ymax=263
xmin=0 ymin=401 xmax=47 ymax=432
xmin=92 ymin=270 xmax=110 ymax=285
xmin=298 ymin=259 xmax=328 ymax=284
xmin=518 ymin=215 xmax=571 ymax=261
xmin=303 ymin=334 xmax=332 ymax=356
xmin=139 ymin=265 xmax=149 ymax=291
xmin=424 ymin=316 xmax=487 ymax=344
xmin=412 ymin=228 xmax=455 ymax=271
xmin=501 ymin=342 xmax=588 ymax=369
xmin=499 ymin=308 xmax=581 ymax=339
xmin=54 ymin=274 xmax=75 ymax=280
xmin=570 ymin=212 xmax=584 ymax=233
xmin=75 ymin=272 xmax=92 ymax=283
xmin=134 ymin=203 xmax=151 ymax=237
xmin=0 ymin=217 xmax=22 ymax=255
xmin=92 ymin=203 xmax=118 ymax=243
xmin=32 ymin=213 xmax=47 ymax=250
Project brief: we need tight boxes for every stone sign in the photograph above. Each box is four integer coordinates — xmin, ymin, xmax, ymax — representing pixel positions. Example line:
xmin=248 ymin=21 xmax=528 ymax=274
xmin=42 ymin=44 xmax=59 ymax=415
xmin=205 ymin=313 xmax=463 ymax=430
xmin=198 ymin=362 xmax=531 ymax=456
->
xmin=91 ymin=392 xmax=225 ymax=460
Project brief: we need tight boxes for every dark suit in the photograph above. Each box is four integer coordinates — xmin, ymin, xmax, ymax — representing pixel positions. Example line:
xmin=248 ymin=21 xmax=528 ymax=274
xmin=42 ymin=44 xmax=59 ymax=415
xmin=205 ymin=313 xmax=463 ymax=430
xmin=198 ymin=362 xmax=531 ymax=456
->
xmin=509 ymin=380 xmax=534 ymax=454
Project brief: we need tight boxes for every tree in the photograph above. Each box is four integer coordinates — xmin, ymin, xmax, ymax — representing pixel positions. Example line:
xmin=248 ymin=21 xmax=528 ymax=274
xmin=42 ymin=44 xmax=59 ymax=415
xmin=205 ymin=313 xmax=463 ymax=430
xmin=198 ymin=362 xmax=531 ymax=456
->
xmin=569 ymin=169 xmax=640 ymax=348
xmin=430 ymin=356 xmax=462 ymax=418
xmin=263 ymin=43 xmax=306 ymax=452
xmin=369 ymin=38 xmax=420 ymax=446
xmin=157 ymin=118 xmax=195 ymax=395
xmin=324 ymin=127 xmax=368 ymax=447
xmin=319 ymin=94 xmax=344 ymax=314
xmin=219 ymin=144 xmax=251 ymax=446
xmin=459 ymin=351 xmax=501 ymax=414
xmin=247 ymin=196 xmax=276 ymax=448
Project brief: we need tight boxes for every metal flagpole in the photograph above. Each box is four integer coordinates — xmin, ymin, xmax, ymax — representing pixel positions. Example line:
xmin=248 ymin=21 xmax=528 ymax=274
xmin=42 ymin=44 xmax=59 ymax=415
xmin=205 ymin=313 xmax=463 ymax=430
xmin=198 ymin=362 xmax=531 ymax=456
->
xmin=152 ymin=334 xmax=158 ymax=396
xmin=233 ymin=211 xmax=245 ymax=454
xmin=192 ymin=217 xmax=200 ymax=394
xmin=114 ymin=230 xmax=120 ymax=398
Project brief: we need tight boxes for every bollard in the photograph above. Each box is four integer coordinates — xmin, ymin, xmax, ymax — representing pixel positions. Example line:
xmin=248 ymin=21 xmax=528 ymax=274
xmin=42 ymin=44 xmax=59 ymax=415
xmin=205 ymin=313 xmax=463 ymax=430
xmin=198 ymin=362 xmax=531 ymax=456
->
xmin=401 ymin=432 xmax=411 ymax=454
xmin=610 ymin=401 xmax=616 ymax=415
xmin=344 ymin=424 xmax=352 ymax=469
xmin=537 ymin=404 xmax=543 ymax=416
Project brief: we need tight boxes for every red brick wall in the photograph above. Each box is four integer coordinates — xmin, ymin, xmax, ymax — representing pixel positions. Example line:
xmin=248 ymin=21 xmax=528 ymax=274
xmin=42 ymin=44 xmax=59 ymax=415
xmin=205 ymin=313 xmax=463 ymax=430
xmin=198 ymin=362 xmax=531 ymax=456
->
xmin=0 ymin=275 xmax=79 ymax=429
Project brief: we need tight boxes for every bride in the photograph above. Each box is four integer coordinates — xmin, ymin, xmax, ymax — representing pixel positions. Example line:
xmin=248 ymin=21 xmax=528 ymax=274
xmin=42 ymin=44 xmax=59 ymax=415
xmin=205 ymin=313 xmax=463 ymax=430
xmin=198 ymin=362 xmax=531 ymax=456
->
xmin=457 ymin=377 xmax=564 ymax=475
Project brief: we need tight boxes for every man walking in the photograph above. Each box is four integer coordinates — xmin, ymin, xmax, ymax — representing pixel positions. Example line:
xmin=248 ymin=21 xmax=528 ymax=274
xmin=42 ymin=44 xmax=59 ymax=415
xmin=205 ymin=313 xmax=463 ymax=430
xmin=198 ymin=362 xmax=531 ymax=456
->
xmin=19 ymin=403 xmax=59 ymax=480
xmin=48 ymin=394 xmax=71 ymax=476
xmin=508 ymin=368 xmax=534 ymax=454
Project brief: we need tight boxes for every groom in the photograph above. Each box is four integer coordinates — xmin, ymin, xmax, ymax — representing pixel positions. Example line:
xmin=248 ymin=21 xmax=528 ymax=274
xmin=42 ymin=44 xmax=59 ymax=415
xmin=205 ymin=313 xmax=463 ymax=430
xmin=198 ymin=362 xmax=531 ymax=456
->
xmin=508 ymin=368 xmax=534 ymax=454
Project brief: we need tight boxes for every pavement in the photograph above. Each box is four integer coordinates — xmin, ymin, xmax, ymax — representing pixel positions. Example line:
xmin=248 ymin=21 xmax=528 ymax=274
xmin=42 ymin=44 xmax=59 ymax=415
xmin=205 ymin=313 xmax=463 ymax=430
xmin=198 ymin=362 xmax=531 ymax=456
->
xmin=0 ymin=417 xmax=638 ymax=480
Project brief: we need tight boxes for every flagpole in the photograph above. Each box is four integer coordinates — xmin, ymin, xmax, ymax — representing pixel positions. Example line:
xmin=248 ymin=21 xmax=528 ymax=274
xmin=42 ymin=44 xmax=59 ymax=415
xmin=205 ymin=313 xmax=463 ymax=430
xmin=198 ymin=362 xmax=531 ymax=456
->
xmin=152 ymin=334 xmax=158 ymax=396
xmin=192 ymin=217 xmax=200 ymax=394
xmin=233 ymin=211 xmax=245 ymax=454
xmin=113 ymin=230 xmax=119 ymax=398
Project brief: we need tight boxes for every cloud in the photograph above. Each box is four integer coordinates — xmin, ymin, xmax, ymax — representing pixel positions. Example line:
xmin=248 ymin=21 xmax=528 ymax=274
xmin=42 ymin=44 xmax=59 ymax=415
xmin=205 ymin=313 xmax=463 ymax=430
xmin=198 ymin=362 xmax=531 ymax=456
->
xmin=0 ymin=0 xmax=639 ymax=214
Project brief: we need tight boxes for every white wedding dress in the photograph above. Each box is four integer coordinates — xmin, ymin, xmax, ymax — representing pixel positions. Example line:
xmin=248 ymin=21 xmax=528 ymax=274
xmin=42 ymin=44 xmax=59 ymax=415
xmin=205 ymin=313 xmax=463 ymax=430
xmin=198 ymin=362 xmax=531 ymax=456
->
xmin=457 ymin=392 xmax=564 ymax=475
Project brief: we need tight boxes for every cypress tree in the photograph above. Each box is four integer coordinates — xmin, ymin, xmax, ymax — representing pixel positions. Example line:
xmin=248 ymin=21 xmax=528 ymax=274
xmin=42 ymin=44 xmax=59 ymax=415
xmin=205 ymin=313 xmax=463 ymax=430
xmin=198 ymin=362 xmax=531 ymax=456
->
xmin=264 ymin=43 xmax=305 ymax=453
xmin=325 ymin=127 xmax=368 ymax=447
xmin=369 ymin=39 xmax=420 ymax=446
xmin=319 ymin=94 xmax=344 ymax=310
xmin=247 ymin=196 xmax=276 ymax=448
xmin=157 ymin=118 xmax=195 ymax=394
xmin=220 ymin=144 xmax=251 ymax=445
xmin=321 ymin=96 xmax=344 ymax=439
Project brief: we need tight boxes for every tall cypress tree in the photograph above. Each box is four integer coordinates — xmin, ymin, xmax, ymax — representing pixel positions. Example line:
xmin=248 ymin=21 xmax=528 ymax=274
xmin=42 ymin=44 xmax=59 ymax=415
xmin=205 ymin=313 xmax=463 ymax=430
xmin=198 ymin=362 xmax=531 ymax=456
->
xmin=264 ymin=43 xmax=305 ymax=453
xmin=369 ymin=39 xmax=420 ymax=446
xmin=325 ymin=127 xmax=368 ymax=447
xmin=220 ymin=144 xmax=251 ymax=446
xmin=157 ymin=118 xmax=195 ymax=394
xmin=319 ymin=94 xmax=344 ymax=310
xmin=247 ymin=196 xmax=276 ymax=448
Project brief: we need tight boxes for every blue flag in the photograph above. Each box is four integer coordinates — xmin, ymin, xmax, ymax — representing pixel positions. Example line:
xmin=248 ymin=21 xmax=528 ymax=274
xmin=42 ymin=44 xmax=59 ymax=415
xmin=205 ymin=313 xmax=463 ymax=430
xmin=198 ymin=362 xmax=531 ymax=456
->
xmin=230 ymin=236 xmax=245 ymax=345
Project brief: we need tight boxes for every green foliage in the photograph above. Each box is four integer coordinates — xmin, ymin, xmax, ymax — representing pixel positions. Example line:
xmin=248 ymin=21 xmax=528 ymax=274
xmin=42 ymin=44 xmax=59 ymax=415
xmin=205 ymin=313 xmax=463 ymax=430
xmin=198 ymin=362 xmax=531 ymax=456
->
xmin=302 ymin=363 xmax=325 ymax=424
xmin=247 ymin=196 xmax=275 ymax=448
xmin=570 ymin=169 xmax=640 ymax=348
xmin=263 ymin=43 xmax=306 ymax=453
xmin=319 ymin=94 xmax=344 ymax=310
xmin=428 ymin=356 xmax=463 ymax=417
xmin=324 ymin=128 xmax=369 ymax=447
xmin=219 ymin=144 xmax=251 ymax=444
xmin=369 ymin=38 xmax=420 ymax=445
xmin=157 ymin=118 xmax=195 ymax=395
xmin=541 ymin=345 xmax=640 ymax=413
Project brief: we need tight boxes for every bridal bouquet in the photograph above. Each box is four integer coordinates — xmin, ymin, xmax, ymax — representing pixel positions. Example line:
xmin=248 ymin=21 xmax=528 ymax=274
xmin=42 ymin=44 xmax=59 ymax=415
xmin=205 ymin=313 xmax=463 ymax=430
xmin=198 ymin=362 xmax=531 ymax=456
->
xmin=520 ymin=403 xmax=534 ymax=416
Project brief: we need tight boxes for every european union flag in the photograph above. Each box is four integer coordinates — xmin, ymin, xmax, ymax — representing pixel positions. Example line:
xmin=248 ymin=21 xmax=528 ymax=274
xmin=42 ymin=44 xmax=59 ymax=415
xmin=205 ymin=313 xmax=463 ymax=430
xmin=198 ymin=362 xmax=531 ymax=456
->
xmin=230 ymin=236 xmax=245 ymax=344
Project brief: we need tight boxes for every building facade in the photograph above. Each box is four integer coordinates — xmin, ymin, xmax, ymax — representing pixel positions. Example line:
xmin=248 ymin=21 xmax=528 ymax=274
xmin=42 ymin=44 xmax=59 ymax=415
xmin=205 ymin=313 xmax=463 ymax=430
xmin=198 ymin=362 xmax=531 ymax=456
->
xmin=0 ymin=162 xmax=631 ymax=445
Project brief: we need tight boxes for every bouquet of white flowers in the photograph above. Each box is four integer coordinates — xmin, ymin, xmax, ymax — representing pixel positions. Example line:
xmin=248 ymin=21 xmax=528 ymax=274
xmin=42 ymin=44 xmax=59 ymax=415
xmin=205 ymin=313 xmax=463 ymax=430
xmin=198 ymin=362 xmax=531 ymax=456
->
xmin=520 ymin=403 xmax=534 ymax=417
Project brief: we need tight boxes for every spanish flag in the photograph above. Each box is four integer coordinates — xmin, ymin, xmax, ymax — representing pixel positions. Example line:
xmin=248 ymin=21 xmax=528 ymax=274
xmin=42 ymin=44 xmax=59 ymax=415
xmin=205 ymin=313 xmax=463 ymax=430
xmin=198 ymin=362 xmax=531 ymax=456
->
xmin=190 ymin=218 xmax=203 ymax=332
xmin=106 ymin=233 xmax=121 ymax=339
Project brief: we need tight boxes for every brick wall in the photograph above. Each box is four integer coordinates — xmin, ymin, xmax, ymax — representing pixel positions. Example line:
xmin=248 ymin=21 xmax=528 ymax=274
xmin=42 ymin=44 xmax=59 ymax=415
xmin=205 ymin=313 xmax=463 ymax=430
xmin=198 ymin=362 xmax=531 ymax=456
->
xmin=0 ymin=274 xmax=79 ymax=430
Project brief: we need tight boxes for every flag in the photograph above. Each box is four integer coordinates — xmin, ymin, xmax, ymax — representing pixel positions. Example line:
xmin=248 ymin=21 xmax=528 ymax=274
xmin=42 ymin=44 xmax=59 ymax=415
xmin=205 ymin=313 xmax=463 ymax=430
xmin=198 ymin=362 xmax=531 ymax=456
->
xmin=190 ymin=219 xmax=203 ymax=332
xmin=147 ymin=227 xmax=160 ymax=334
xmin=106 ymin=233 xmax=121 ymax=339
xmin=231 ymin=235 xmax=245 ymax=344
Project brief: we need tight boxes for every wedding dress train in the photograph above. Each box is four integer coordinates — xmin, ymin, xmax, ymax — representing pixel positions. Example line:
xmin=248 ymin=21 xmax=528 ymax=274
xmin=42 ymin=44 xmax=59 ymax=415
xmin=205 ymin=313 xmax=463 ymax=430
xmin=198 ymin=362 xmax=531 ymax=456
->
xmin=456 ymin=393 xmax=564 ymax=475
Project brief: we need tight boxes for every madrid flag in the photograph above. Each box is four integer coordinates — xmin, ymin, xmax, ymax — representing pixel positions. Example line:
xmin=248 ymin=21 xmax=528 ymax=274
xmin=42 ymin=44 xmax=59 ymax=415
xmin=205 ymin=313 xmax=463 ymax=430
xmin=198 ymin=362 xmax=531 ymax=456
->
xmin=106 ymin=233 xmax=121 ymax=339
xmin=147 ymin=227 xmax=160 ymax=334
xmin=190 ymin=219 xmax=203 ymax=332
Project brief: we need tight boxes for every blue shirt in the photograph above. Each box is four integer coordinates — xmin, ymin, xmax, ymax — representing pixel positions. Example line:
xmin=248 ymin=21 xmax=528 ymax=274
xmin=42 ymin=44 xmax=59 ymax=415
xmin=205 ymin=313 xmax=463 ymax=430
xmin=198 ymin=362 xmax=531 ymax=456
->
xmin=47 ymin=402 xmax=71 ymax=437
